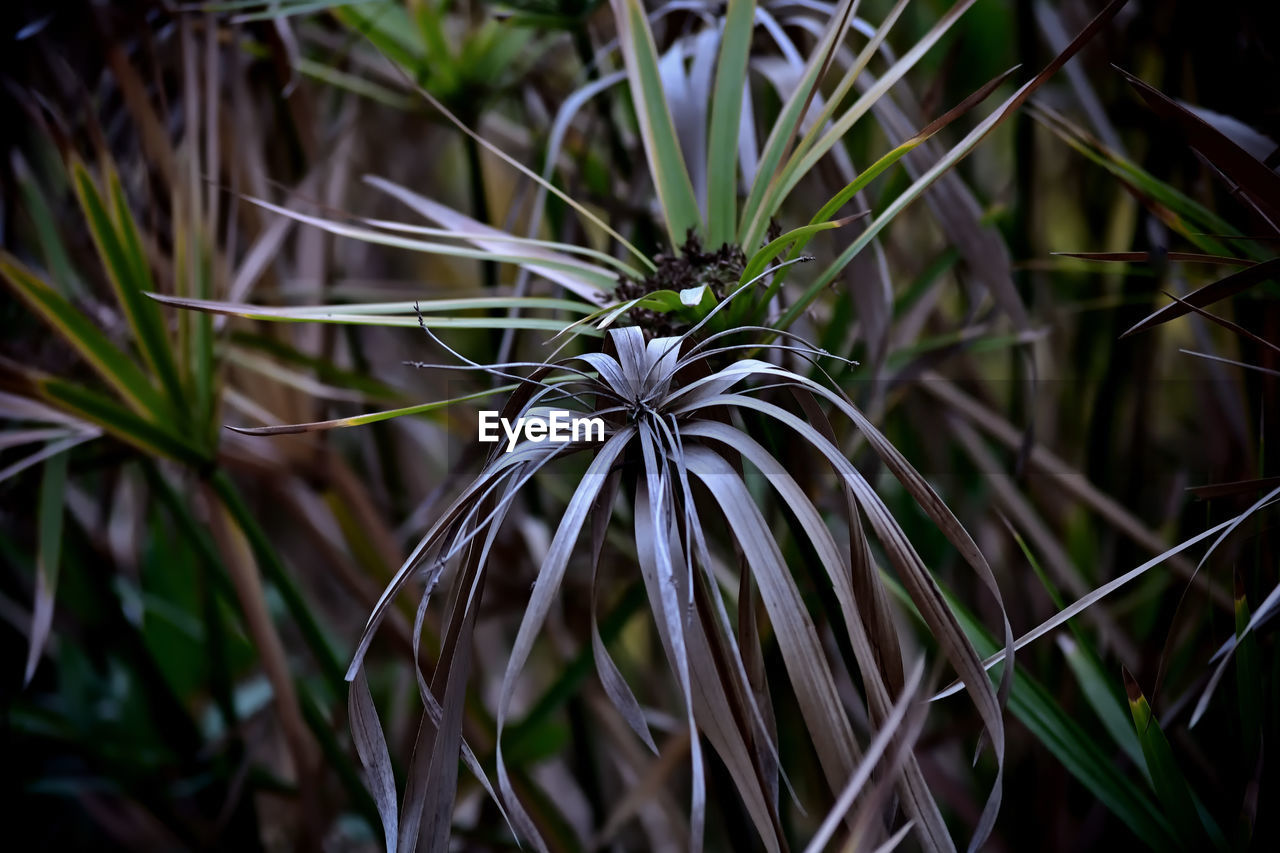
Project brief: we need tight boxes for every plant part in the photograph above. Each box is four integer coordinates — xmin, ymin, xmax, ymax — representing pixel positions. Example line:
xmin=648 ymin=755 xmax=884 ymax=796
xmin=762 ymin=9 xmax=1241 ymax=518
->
xmin=343 ymin=308 xmax=1017 ymax=852
xmin=146 ymin=1 xmax=1138 ymax=849
xmin=22 ymin=0 xmax=1270 ymax=850
xmin=1030 ymin=66 xmax=1280 ymax=849
xmin=0 ymin=11 xmax=419 ymax=845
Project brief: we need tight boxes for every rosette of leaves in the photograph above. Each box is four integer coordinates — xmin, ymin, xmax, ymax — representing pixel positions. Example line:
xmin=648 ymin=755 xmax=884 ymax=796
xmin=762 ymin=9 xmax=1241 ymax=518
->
xmin=159 ymin=0 xmax=1130 ymax=848
xmin=335 ymin=309 xmax=1018 ymax=853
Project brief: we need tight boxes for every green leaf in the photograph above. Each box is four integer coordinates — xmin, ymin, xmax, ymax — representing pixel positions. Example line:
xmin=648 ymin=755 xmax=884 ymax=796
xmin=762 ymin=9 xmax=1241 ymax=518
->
xmin=147 ymin=293 xmax=597 ymax=334
xmin=1058 ymin=636 xmax=1146 ymax=773
xmin=751 ymin=0 xmax=982 ymax=246
xmin=750 ymin=135 xmax=929 ymax=314
xmin=414 ymin=1 xmax=458 ymax=93
xmin=1124 ymin=670 xmax=1228 ymax=852
xmin=1032 ymin=104 xmax=1251 ymax=258
xmin=71 ymin=160 xmax=186 ymax=408
xmin=13 ymin=154 xmax=79 ymax=298
xmin=885 ymin=576 xmax=1177 ymax=849
xmin=1 ymin=252 xmax=170 ymax=419
xmin=777 ymin=0 xmax=1131 ymax=332
xmin=22 ymin=448 xmax=69 ymax=686
xmin=740 ymin=215 xmax=863 ymax=315
xmin=332 ymin=2 xmax=422 ymax=73
xmin=177 ymin=233 xmax=217 ymax=450
xmin=206 ymin=0 xmax=382 ymax=21
xmin=705 ymin=0 xmax=755 ymax=246
xmin=225 ymin=385 xmax=530 ymax=435
xmin=738 ymin=0 xmax=859 ymax=248
xmin=294 ymin=57 xmax=418 ymax=110
xmin=462 ymin=21 xmax=534 ymax=85
xmin=582 ymin=285 xmax=718 ymax=333
xmin=151 ymin=293 xmax=596 ymax=316
xmin=1233 ymin=570 xmax=1261 ymax=759
xmin=610 ymin=0 xmax=703 ymax=247
xmin=28 ymin=373 xmax=207 ymax=465
xmin=741 ymin=217 xmax=855 ymax=285
xmin=1006 ymin=526 xmax=1147 ymax=772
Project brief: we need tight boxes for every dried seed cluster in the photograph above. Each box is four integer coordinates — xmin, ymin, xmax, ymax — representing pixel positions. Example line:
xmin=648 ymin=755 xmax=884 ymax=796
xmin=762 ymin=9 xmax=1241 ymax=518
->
xmin=614 ymin=229 xmax=748 ymax=336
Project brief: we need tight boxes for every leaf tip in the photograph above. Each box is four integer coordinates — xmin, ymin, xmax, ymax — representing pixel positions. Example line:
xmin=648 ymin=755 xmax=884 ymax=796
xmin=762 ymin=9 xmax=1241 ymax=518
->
xmin=1121 ymin=666 xmax=1142 ymax=704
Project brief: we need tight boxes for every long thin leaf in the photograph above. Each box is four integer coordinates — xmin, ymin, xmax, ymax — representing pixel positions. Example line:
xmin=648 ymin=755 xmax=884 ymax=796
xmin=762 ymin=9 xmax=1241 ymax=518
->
xmin=684 ymin=447 xmax=863 ymax=796
xmin=1124 ymin=670 xmax=1228 ymax=851
xmin=804 ymin=659 xmax=926 ymax=853
xmin=226 ymin=385 xmax=524 ymax=435
xmin=246 ymin=196 xmax=621 ymax=298
xmin=1 ymin=253 xmax=170 ymax=418
xmin=682 ymin=420 xmax=950 ymax=850
xmin=611 ymin=0 xmax=704 ymax=247
xmin=884 ymin=574 xmax=1176 ymax=848
xmin=931 ymin=510 xmax=1259 ymax=700
xmin=778 ymin=0 xmax=1130 ymax=331
xmin=747 ymin=0 xmax=979 ymax=249
xmin=349 ymin=670 xmax=399 ymax=853
xmin=22 ymin=448 xmax=69 ymax=686
xmin=1117 ymin=68 xmax=1280 ymax=226
xmin=1120 ymin=258 xmax=1280 ymax=337
xmin=495 ymin=428 xmax=635 ymax=850
xmin=738 ymin=0 xmax=860 ymax=247
xmin=364 ymin=174 xmax=641 ymax=283
xmin=149 ymin=293 xmax=591 ymax=333
xmin=71 ymin=161 xmax=186 ymax=407
xmin=706 ymin=0 xmax=756 ymax=245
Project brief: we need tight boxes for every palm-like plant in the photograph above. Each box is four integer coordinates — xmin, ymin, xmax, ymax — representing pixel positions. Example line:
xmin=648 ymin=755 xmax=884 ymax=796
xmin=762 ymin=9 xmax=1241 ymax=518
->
xmin=155 ymin=0 xmax=1131 ymax=848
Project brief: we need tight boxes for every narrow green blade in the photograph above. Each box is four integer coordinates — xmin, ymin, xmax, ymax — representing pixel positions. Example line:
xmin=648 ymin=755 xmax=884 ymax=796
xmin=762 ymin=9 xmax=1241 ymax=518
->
xmin=705 ymin=0 xmax=756 ymax=246
xmin=611 ymin=0 xmax=704 ymax=248
xmin=1 ymin=252 xmax=170 ymax=419
xmin=71 ymin=161 xmax=186 ymax=408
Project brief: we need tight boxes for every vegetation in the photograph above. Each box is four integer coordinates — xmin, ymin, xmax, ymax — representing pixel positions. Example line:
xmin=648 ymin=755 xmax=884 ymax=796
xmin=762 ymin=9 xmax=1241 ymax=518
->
xmin=2 ymin=0 xmax=1276 ymax=850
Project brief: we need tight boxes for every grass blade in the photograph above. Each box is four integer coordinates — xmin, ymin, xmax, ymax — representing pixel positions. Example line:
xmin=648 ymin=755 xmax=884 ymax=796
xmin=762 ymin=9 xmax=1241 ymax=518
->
xmin=931 ymin=512 xmax=1249 ymax=700
xmin=1124 ymin=670 xmax=1228 ymax=851
xmin=71 ymin=161 xmax=186 ymax=407
xmin=1057 ymin=635 xmax=1146 ymax=772
xmin=1120 ymin=258 xmax=1280 ymax=337
xmin=246 ymin=197 xmax=621 ymax=298
xmin=706 ymin=0 xmax=756 ymax=246
xmin=684 ymin=446 xmax=862 ymax=798
xmin=1232 ymin=570 xmax=1262 ymax=759
xmin=803 ymin=659 xmax=926 ymax=853
xmin=779 ymin=0 xmax=1130 ymax=331
xmin=349 ymin=670 xmax=399 ymax=852
xmin=22 ymin=448 xmax=69 ymax=686
xmin=1117 ymin=68 xmax=1280 ymax=225
xmin=148 ymin=294 xmax=594 ymax=333
xmin=738 ymin=0 xmax=859 ymax=248
xmin=226 ymin=385 xmax=525 ymax=435
xmin=610 ymin=0 xmax=704 ymax=247
xmin=12 ymin=152 xmax=79 ymax=298
xmin=364 ymin=174 xmax=641 ymax=282
xmin=495 ymin=429 xmax=635 ymax=848
xmin=886 ymin=574 xmax=1176 ymax=848
xmin=750 ymin=0 xmax=980 ymax=249
xmin=1 ymin=253 xmax=170 ymax=419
